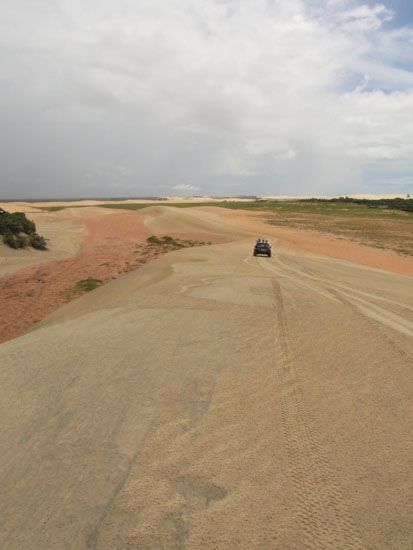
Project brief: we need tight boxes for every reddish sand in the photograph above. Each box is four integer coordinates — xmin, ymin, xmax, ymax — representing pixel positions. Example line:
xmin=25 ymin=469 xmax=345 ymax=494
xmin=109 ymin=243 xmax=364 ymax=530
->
xmin=0 ymin=211 xmax=154 ymax=344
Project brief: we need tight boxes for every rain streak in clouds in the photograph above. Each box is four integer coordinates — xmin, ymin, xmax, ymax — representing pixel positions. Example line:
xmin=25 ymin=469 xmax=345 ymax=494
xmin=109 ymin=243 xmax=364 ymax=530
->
xmin=0 ymin=0 xmax=412 ymax=198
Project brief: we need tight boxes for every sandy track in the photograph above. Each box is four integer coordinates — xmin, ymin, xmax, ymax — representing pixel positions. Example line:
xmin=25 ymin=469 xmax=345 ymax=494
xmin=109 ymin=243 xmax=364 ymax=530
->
xmin=0 ymin=208 xmax=412 ymax=549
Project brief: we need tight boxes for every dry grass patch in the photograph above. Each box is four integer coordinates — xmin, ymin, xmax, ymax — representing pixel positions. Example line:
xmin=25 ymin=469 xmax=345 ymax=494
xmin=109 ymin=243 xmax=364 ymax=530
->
xmin=266 ymin=213 xmax=413 ymax=255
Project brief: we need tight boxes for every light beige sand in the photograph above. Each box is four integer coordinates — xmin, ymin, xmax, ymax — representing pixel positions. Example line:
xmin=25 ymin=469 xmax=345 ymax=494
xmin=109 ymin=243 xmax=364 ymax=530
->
xmin=0 ymin=206 xmax=412 ymax=549
xmin=0 ymin=211 xmax=84 ymax=278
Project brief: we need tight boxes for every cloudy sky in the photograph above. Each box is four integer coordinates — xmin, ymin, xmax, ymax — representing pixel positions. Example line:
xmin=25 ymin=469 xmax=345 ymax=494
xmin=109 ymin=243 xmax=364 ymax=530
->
xmin=1 ymin=0 xmax=412 ymax=198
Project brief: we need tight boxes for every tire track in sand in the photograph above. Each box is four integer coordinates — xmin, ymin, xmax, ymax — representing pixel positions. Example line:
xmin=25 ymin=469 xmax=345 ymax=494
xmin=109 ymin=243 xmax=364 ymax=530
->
xmin=273 ymin=253 xmax=413 ymax=338
xmin=270 ymin=277 xmax=365 ymax=549
xmin=267 ymin=254 xmax=413 ymax=363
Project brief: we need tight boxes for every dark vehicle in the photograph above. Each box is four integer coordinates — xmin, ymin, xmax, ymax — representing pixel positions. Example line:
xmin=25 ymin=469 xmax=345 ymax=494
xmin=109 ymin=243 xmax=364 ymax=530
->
xmin=253 ymin=240 xmax=271 ymax=257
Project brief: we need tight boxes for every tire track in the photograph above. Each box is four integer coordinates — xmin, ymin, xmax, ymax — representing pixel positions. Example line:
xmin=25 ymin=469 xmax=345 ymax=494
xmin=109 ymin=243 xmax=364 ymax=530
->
xmin=266 ymin=254 xmax=413 ymax=364
xmin=275 ymin=253 xmax=413 ymax=327
xmin=271 ymin=278 xmax=365 ymax=549
xmin=258 ymin=253 xmax=413 ymax=365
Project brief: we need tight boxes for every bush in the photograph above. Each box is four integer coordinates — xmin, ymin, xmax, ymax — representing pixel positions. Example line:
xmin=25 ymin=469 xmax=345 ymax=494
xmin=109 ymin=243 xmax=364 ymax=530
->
xmin=161 ymin=235 xmax=175 ymax=244
xmin=147 ymin=235 xmax=179 ymax=246
xmin=147 ymin=235 xmax=162 ymax=244
xmin=30 ymin=233 xmax=48 ymax=250
xmin=74 ymin=278 xmax=103 ymax=292
xmin=2 ymin=232 xmax=29 ymax=249
xmin=0 ymin=208 xmax=47 ymax=250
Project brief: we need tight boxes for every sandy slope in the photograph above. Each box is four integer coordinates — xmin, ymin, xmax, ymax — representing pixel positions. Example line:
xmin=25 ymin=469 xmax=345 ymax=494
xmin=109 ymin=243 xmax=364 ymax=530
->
xmin=0 ymin=207 xmax=153 ymax=343
xmin=0 ymin=211 xmax=84 ymax=278
xmin=0 ymin=208 xmax=412 ymax=549
xmin=0 ymin=207 xmax=246 ymax=343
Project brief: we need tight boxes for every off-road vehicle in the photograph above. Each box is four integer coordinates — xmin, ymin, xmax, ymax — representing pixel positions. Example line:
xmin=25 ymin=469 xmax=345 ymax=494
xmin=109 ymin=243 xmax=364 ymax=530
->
xmin=253 ymin=240 xmax=271 ymax=257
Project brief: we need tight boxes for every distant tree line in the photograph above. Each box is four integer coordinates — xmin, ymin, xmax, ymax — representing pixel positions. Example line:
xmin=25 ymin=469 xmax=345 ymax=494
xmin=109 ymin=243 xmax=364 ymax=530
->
xmin=304 ymin=196 xmax=413 ymax=213
xmin=0 ymin=208 xmax=47 ymax=249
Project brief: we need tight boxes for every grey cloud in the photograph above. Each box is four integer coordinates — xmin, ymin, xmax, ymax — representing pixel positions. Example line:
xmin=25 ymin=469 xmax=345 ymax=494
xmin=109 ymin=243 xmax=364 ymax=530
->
xmin=0 ymin=0 xmax=412 ymax=198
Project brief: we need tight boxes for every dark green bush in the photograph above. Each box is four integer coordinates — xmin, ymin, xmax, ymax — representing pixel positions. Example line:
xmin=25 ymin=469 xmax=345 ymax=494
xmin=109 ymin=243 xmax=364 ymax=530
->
xmin=74 ymin=278 xmax=103 ymax=292
xmin=2 ymin=232 xmax=29 ymax=249
xmin=0 ymin=208 xmax=47 ymax=250
xmin=303 ymin=197 xmax=413 ymax=213
xmin=30 ymin=233 xmax=48 ymax=250
xmin=147 ymin=235 xmax=162 ymax=244
xmin=161 ymin=235 xmax=175 ymax=244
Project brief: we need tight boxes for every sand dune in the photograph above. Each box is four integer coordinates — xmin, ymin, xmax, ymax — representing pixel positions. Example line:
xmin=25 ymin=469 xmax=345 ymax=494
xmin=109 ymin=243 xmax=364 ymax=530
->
xmin=0 ymin=207 xmax=153 ymax=343
xmin=143 ymin=205 xmax=251 ymax=241
xmin=0 ymin=211 xmax=84 ymax=278
xmin=0 ymin=207 xmax=412 ymax=549
xmin=0 ymin=207 xmax=245 ymax=343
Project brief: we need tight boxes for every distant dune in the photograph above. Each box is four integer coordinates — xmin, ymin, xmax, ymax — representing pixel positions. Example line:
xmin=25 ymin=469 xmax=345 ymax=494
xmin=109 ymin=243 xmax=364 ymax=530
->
xmin=1 ymin=193 xmax=410 ymax=212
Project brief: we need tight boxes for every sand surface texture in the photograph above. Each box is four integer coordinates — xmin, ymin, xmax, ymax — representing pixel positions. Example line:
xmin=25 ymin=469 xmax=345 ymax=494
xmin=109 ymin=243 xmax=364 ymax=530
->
xmin=0 ymin=207 xmax=412 ymax=549
xmin=0 ymin=210 xmax=84 ymax=278
xmin=0 ymin=208 xmax=150 ymax=343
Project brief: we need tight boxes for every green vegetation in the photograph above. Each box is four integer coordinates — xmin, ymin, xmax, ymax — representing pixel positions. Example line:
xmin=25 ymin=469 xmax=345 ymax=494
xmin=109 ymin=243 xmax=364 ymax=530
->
xmin=0 ymin=208 xmax=47 ymax=250
xmin=147 ymin=235 xmax=182 ymax=246
xmin=210 ymin=198 xmax=413 ymax=218
xmin=38 ymin=205 xmax=93 ymax=212
xmin=36 ymin=196 xmax=413 ymax=216
xmin=101 ymin=203 xmax=155 ymax=211
xmin=146 ymin=235 xmax=164 ymax=244
xmin=249 ymin=199 xmax=413 ymax=256
xmin=74 ymin=278 xmax=103 ymax=292
xmin=38 ymin=206 xmax=68 ymax=212
xmin=146 ymin=235 xmax=210 ymax=250
xmin=306 ymin=196 xmax=413 ymax=213
xmin=61 ymin=277 xmax=103 ymax=302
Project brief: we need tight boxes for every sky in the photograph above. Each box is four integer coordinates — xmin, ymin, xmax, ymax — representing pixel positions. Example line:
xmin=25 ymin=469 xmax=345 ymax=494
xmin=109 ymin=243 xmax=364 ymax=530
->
xmin=0 ymin=0 xmax=412 ymax=199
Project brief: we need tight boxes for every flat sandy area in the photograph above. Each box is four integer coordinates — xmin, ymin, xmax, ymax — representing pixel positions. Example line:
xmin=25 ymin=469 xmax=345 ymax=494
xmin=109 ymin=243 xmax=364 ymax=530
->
xmin=0 ymin=205 xmax=412 ymax=548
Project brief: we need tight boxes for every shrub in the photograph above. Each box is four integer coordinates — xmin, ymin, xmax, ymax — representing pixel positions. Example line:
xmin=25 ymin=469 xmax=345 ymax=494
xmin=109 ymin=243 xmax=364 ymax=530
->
xmin=74 ymin=278 xmax=103 ymax=292
xmin=0 ymin=208 xmax=47 ymax=250
xmin=147 ymin=235 xmax=161 ymax=244
xmin=161 ymin=235 xmax=175 ymax=244
xmin=30 ymin=233 xmax=48 ymax=250
xmin=2 ymin=232 xmax=29 ymax=249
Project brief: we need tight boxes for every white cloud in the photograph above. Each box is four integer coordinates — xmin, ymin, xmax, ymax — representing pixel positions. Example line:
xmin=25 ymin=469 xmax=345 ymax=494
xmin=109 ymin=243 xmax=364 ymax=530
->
xmin=338 ymin=3 xmax=394 ymax=32
xmin=170 ymin=184 xmax=200 ymax=191
xmin=0 ymin=0 xmax=412 ymax=197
